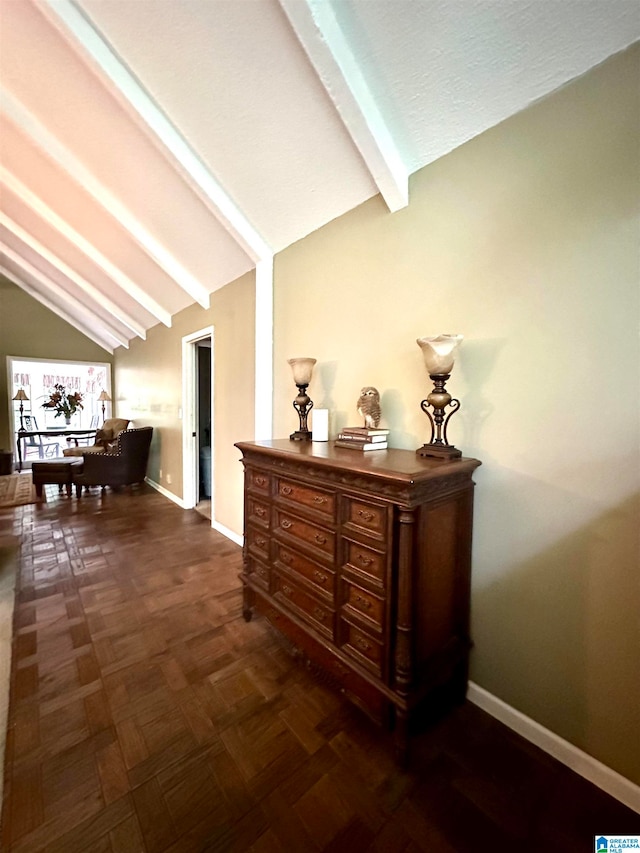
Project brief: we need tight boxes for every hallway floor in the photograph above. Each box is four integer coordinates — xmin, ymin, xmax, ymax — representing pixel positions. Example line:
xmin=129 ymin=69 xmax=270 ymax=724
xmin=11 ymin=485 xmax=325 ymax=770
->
xmin=1 ymin=484 xmax=636 ymax=851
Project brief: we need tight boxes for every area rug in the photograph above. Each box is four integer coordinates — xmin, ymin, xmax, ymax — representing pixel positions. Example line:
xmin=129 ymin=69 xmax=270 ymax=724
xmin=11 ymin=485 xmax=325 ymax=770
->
xmin=0 ymin=473 xmax=41 ymax=507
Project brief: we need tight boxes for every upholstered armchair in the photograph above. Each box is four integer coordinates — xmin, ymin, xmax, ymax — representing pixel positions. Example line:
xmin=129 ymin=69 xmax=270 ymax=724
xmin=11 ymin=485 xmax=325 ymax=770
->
xmin=73 ymin=427 xmax=153 ymax=496
xmin=63 ymin=418 xmax=130 ymax=457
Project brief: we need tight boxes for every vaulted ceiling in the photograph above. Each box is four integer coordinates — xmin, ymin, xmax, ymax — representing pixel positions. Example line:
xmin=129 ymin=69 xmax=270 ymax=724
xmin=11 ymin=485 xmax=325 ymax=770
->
xmin=1 ymin=0 xmax=638 ymax=353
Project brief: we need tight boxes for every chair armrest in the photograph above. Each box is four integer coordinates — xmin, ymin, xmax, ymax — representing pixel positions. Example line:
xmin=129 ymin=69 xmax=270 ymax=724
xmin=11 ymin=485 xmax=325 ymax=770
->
xmin=77 ymin=451 xmax=122 ymax=479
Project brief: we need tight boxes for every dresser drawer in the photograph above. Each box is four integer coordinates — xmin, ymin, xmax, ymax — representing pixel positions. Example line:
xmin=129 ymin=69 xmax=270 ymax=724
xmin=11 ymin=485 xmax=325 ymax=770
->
xmin=342 ymin=581 xmax=385 ymax=628
xmin=247 ymin=495 xmax=270 ymax=528
xmin=275 ymin=543 xmax=335 ymax=596
xmin=341 ymin=621 xmax=384 ymax=677
xmin=256 ymin=596 xmax=389 ymax=724
xmin=276 ymin=477 xmax=335 ymax=520
xmin=344 ymin=497 xmax=389 ymax=541
xmin=246 ymin=525 xmax=270 ymax=562
xmin=248 ymin=468 xmax=270 ymax=494
xmin=343 ymin=538 xmax=387 ymax=584
xmin=274 ymin=571 xmax=334 ymax=639
xmin=275 ymin=509 xmax=335 ymax=560
xmin=247 ymin=556 xmax=270 ymax=590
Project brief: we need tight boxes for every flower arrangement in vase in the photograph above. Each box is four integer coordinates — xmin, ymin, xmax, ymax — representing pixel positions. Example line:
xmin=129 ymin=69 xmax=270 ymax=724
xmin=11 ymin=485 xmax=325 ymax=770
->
xmin=42 ymin=384 xmax=84 ymax=425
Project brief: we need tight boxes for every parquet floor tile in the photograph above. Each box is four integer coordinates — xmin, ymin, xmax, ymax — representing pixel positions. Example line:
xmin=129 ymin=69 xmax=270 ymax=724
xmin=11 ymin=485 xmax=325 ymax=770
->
xmin=1 ymin=483 xmax=637 ymax=852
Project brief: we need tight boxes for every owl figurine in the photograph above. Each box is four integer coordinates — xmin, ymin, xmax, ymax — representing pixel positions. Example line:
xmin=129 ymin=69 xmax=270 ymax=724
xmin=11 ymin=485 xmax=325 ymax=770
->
xmin=357 ymin=386 xmax=382 ymax=429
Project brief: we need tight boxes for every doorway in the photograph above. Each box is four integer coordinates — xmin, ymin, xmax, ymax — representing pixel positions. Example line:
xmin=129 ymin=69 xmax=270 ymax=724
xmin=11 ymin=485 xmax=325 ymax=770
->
xmin=196 ymin=339 xmax=212 ymax=518
xmin=181 ymin=328 xmax=213 ymax=522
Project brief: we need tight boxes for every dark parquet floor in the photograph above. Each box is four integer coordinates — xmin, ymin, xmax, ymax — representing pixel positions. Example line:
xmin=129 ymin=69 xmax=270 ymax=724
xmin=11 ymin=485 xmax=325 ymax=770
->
xmin=1 ymin=483 xmax=637 ymax=852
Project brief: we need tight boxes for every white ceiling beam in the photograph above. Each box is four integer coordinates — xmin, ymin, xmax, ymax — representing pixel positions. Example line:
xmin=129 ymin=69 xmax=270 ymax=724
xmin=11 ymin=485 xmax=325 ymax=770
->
xmin=2 ymin=168 xmax=168 ymax=333
xmin=38 ymin=0 xmax=273 ymax=264
xmin=0 ymin=87 xmax=208 ymax=310
xmin=1 ymin=212 xmax=140 ymax=345
xmin=278 ymin=0 xmax=408 ymax=212
xmin=0 ymin=255 xmax=121 ymax=352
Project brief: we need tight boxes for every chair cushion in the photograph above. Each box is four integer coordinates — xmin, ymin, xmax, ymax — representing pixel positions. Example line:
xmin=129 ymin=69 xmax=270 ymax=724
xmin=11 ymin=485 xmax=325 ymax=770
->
xmin=102 ymin=418 xmax=130 ymax=438
xmin=62 ymin=418 xmax=130 ymax=457
xmin=63 ymin=445 xmax=105 ymax=457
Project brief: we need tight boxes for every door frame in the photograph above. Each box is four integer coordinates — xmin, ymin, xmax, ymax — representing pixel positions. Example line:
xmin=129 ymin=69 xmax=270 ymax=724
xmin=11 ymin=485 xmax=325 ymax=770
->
xmin=181 ymin=327 xmax=214 ymax=518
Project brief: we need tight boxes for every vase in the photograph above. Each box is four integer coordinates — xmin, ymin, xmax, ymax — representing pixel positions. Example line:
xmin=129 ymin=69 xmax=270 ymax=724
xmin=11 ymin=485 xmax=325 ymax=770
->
xmin=65 ymin=417 xmax=71 ymax=426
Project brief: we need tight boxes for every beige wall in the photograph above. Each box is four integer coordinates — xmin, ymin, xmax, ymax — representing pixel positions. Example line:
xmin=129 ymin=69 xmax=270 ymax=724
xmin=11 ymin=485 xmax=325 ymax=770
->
xmin=274 ymin=45 xmax=640 ymax=783
xmin=0 ymin=276 xmax=113 ymax=451
xmin=114 ymin=271 xmax=255 ymax=536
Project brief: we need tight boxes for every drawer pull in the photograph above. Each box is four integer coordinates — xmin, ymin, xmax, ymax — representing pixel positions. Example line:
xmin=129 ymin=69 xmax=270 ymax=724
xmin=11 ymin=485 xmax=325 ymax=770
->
xmin=281 ymin=485 xmax=293 ymax=496
xmin=313 ymin=570 xmax=327 ymax=584
xmin=256 ymin=537 xmax=266 ymax=548
xmin=357 ymin=553 xmax=373 ymax=567
xmin=281 ymin=519 xmax=293 ymax=530
xmin=313 ymin=496 xmax=328 ymax=505
xmin=281 ymin=552 xmax=292 ymax=564
xmin=282 ymin=584 xmax=293 ymax=597
xmin=255 ymin=507 xmax=266 ymax=518
xmin=355 ymin=594 xmax=372 ymax=610
xmin=314 ymin=534 xmax=327 ymax=545
xmin=355 ymin=636 xmax=372 ymax=652
xmin=313 ymin=607 xmax=326 ymax=622
xmin=255 ymin=476 xmax=266 ymax=487
xmin=256 ymin=566 xmax=267 ymax=578
xmin=358 ymin=509 xmax=374 ymax=522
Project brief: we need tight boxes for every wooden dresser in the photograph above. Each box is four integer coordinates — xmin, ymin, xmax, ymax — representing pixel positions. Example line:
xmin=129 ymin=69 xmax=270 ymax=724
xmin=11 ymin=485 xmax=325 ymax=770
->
xmin=236 ymin=439 xmax=481 ymax=758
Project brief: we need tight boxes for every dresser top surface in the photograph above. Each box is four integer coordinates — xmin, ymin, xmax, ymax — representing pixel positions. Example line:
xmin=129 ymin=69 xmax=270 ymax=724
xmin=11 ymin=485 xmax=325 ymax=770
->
xmin=236 ymin=439 xmax=481 ymax=484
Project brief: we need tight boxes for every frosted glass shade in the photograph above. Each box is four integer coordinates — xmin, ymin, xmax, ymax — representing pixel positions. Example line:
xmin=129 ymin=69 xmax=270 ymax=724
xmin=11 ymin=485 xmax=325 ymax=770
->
xmin=288 ymin=357 xmax=316 ymax=385
xmin=417 ymin=334 xmax=463 ymax=375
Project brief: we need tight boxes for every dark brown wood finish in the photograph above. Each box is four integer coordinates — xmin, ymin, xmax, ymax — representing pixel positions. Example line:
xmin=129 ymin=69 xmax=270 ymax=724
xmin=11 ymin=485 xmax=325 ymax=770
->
xmin=236 ymin=440 xmax=481 ymax=759
xmin=1 ymin=482 xmax=637 ymax=852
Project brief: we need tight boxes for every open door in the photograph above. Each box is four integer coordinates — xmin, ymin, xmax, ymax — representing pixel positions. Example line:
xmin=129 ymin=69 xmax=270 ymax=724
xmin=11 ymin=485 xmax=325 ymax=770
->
xmin=182 ymin=327 xmax=213 ymax=519
xmin=196 ymin=340 xmax=212 ymax=516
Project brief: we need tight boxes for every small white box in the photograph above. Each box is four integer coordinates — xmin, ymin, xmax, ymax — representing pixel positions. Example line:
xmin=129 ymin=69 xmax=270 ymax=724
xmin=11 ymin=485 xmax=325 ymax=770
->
xmin=312 ymin=409 xmax=329 ymax=442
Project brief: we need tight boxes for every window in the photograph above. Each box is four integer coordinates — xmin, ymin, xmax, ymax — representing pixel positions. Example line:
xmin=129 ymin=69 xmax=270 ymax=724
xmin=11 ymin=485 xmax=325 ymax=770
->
xmin=8 ymin=356 xmax=112 ymax=433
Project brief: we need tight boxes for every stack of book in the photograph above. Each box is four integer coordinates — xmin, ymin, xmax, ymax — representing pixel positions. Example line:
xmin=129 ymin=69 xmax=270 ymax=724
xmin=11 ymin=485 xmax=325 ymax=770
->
xmin=334 ymin=427 xmax=389 ymax=451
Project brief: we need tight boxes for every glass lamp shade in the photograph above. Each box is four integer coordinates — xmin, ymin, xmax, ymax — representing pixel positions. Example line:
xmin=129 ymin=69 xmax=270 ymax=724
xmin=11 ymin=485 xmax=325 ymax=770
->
xmin=98 ymin=391 xmax=111 ymax=402
xmin=13 ymin=389 xmax=29 ymax=401
xmin=288 ymin=358 xmax=316 ymax=386
xmin=417 ymin=334 xmax=463 ymax=375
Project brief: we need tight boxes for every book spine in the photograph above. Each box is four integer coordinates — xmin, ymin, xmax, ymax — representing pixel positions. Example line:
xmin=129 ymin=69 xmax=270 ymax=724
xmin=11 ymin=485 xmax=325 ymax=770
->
xmin=336 ymin=433 xmax=386 ymax=443
xmin=334 ymin=440 xmax=388 ymax=451
xmin=341 ymin=426 xmax=388 ymax=431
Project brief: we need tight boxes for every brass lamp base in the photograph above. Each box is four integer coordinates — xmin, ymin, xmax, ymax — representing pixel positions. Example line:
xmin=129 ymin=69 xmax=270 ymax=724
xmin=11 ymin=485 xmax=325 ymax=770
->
xmin=290 ymin=429 xmax=312 ymax=441
xmin=416 ymin=443 xmax=462 ymax=460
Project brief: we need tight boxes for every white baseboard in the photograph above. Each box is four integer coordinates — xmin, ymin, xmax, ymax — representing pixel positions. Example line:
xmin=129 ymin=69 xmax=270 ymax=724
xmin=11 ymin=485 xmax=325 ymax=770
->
xmin=467 ymin=682 xmax=640 ymax=814
xmin=211 ymin=520 xmax=243 ymax=547
xmin=145 ymin=478 xmax=243 ymax=547
xmin=145 ymin=477 xmax=186 ymax=508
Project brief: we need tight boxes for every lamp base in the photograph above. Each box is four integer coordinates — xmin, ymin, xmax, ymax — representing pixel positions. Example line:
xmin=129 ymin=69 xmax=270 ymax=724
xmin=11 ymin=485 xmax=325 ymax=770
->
xmin=416 ymin=443 xmax=462 ymax=460
xmin=290 ymin=430 xmax=313 ymax=441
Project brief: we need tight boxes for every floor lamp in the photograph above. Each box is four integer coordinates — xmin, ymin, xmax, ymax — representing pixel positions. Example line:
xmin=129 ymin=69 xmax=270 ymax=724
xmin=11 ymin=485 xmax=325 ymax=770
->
xmin=12 ymin=389 xmax=29 ymax=430
xmin=98 ymin=390 xmax=111 ymax=420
